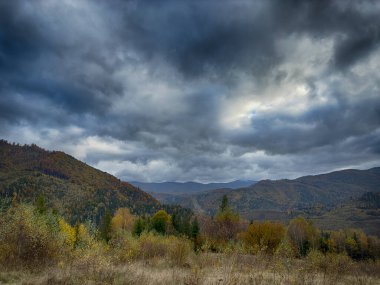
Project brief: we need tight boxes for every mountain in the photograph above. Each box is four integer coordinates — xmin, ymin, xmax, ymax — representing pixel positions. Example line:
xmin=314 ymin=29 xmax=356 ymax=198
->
xmin=0 ymin=140 xmax=160 ymax=223
xmin=159 ymin=167 xmax=380 ymax=234
xmin=305 ymin=192 xmax=380 ymax=236
xmin=131 ymin=180 xmax=256 ymax=194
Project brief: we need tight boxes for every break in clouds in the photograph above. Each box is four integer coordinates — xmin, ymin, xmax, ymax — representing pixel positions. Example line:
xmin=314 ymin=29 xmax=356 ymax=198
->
xmin=1 ymin=0 xmax=380 ymax=182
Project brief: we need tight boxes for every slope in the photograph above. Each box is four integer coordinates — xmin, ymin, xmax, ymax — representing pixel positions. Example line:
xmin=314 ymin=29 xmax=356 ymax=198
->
xmin=0 ymin=140 xmax=160 ymax=223
xmin=165 ymin=168 xmax=380 ymax=221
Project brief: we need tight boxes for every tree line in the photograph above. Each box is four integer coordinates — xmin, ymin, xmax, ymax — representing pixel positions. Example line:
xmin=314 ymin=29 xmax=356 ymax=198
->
xmin=0 ymin=194 xmax=379 ymax=271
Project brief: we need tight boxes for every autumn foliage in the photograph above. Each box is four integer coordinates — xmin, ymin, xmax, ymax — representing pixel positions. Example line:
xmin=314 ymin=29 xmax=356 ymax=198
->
xmin=242 ymin=221 xmax=285 ymax=254
xmin=0 ymin=193 xmax=379 ymax=275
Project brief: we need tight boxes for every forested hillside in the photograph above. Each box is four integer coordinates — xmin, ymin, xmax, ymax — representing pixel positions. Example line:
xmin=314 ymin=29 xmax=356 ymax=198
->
xmin=158 ymin=168 xmax=380 ymax=235
xmin=0 ymin=140 xmax=160 ymax=223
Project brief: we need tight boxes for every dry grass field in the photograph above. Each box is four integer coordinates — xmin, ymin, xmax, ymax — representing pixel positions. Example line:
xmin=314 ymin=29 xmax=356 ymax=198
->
xmin=1 ymin=252 xmax=379 ymax=285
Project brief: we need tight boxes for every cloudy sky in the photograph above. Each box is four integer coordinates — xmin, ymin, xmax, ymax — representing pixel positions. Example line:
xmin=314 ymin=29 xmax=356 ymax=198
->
xmin=1 ymin=0 xmax=380 ymax=182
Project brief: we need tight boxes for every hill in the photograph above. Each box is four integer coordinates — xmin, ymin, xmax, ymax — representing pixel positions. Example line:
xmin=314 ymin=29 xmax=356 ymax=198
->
xmin=305 ymin=192 xmax=380 ymax=236
xmin=159 ymin=168 xmax=380 ymax=234
xmin=130 ymin=180 xmax=256 ymax=194
xmin=0 ymin=140 xmax=160 ymax=223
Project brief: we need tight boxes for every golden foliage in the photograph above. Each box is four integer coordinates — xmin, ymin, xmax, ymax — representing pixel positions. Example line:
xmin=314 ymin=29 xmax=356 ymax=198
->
xmin=150 ymin=210 xmax=171 ymax=234
xmin=0 ymin=204 xmax=69 ymax=268
xmin=242 ymin=221 xmax=286 ymax=254
xmin=111 ymin=207 xmax=135 ymax=233
xmin=59 ymin=218 xmax=76 ymax=248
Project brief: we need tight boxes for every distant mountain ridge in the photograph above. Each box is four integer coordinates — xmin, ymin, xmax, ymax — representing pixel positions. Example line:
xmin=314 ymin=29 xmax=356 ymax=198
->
xmin=131 ymin=180 xmax=256 ymax=194
xmin=156 ymin=167 xmax=380 ymax=235
xmin=0 ymin=140 xmax=160 ymax=223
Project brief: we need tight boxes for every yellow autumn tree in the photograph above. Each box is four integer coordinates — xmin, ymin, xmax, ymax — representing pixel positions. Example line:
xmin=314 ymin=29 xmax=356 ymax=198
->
xmin=111 ymin=208 xmax=136 ymax=233
xmin=58 ymin=218 xmax=76 ymax=249
xmin=150 ymin=210 xmax=171 ymax=235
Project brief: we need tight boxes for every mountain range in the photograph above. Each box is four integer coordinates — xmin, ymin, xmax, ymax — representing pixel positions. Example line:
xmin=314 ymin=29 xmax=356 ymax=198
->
xmin=131 ymin=180 xmax=256 ymax=194
xmin=150 ymin=167 xmax=380 ymax=235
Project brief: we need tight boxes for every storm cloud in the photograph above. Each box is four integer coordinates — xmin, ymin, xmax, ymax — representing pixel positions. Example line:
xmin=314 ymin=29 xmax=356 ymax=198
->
xmin=1 ymin=0 xmax=379 ymax=182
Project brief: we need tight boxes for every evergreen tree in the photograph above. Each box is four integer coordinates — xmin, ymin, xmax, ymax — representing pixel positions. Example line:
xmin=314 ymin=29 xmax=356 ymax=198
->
xmin=220 ymin=194 xmax=229 ymax=212
xmin=35 ymin=194 xmax=47 ymax=215
xmin=215 ymin=195 xmax=240 ymax=241
xmin=74 ymin=223 xmax=80 ymax=248
xmin=172 ymin=212 xmax=179 ymax=232
xmin=132 ymin=217 xmax=145 ymax=237
xmin=191 ymin=217 xmax=200 ymax=239
xmin=99 ymin=210 xmax=112 ymax=242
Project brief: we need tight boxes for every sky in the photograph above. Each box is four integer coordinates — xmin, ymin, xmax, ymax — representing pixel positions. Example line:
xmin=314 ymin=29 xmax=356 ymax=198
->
xmin=1 ymin=0 xmax=380 ymax=183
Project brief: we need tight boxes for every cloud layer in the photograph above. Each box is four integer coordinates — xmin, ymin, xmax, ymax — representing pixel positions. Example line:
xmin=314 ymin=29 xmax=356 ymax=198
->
xmin=1 ymin=0 xmax=380 ymax=182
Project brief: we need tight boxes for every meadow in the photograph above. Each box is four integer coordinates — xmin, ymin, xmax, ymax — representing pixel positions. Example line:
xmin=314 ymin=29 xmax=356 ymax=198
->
xmin=0 ymin=197 xmax=379 ymax=285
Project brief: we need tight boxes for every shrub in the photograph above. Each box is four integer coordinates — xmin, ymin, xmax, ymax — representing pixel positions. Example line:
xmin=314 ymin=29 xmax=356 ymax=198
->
xmin=275 ymin=238 xmax=295 ymax=259
xmin=110 ymin=231 xmax=140 ymax=262
xmin=0 ymin=204 xmax=68 ymax=269
xmin=75 ymin=223 xmax=98 ymax=249
xmin=305 ymin=250 xmax=328 ymax=273
xmin=137 ymin=232 xmax=192 ymax=265
xmin=138 ymin=232 xmax=171 ymax=259
xmin=71 ymin=242 xmax=111 ymax=275
xmin=167 ymin=235 xmax=192 ymax=265
xmin=368 ymin=235 xmax=380 ymax=259
xmin=242 ymin=221 xmax=285 ymax=254
xmin=305 ymin=249 xmax=353 ymax=281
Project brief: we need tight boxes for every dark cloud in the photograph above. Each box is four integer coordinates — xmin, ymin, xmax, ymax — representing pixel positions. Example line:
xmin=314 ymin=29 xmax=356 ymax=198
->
xmin=0 ymin=0 xmax=379 ymax=182
xmin=228 ymin=96 xmax=380 ymax=154
xmin=111 ymin=0 xmax=380 ymax=80
xmin=334 ymin=31 xmax=380 ymax=69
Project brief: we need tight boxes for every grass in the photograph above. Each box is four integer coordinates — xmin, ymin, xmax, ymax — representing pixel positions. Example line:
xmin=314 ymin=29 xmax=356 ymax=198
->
xmin=0 ymin=253 xmax=379 ymax=285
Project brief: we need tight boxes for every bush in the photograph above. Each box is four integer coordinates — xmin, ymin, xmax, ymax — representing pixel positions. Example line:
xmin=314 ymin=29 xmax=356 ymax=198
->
xmin=167 ymin=235 xmax=192 ymax=265
xmin=242 ymin=221 xmax=285 ymax=254
xmin=368 ymin=235 xmax=380 ymax=259
xmin=305 ymin=249 xmax=353 ymax=280
xmin=71 ymin=242 xmax=111 ymax=275
xmin=138 ymin=232 xmax=169 ymax=259
xmin=0 ymin=204 xmax=69 ymax=269
xmin=136 ymin=232 xmax=192 ymax=265
xmin=110 ymin=231 xmax=140 ymax=262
